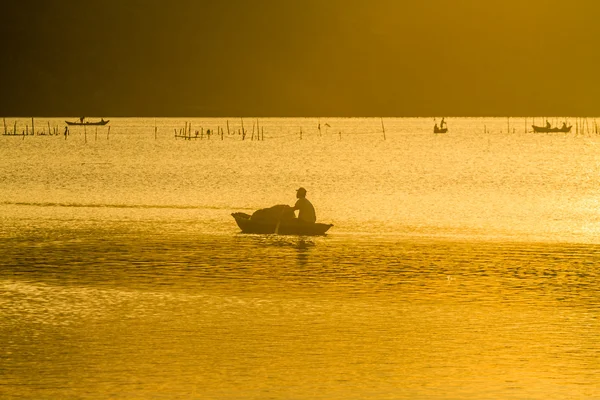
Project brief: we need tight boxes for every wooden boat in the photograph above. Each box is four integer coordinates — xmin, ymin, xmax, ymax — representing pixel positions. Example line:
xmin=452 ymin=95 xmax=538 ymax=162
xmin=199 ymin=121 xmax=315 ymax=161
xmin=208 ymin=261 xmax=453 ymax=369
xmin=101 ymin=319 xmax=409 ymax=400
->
xmin=532 ymin=124 xmax=571 ymax=133
xmin=232 ymin=212 xmax=333 ymax=235
xmin=434 ymin=118 xmax=448 ymax=133
xmin=65 ymin=118 xmax=110 ymax=126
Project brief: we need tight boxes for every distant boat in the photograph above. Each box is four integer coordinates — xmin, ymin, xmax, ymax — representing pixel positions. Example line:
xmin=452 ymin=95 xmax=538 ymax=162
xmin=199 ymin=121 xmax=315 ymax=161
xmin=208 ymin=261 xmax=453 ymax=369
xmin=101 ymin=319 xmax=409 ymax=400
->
xmin=65 ymin=118 xmax=109 ymax=126
xmin=532 ymin=124 xmax=571 ymax=133
xmin=434 ymin=118 xmax=448 ymax=134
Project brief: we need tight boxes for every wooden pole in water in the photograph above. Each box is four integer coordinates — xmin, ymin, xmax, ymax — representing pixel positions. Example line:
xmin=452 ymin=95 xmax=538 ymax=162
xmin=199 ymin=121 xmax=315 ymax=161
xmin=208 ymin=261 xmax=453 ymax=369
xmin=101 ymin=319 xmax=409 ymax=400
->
xmin=251 ymin=123 xmax=255 ymax=141
xmin=256 ymin=119 xmax=260 ymax=140
xmin=32 ymin=117 xmax=35 ymax=135
xmin=524 ymin=117 xmax=527 ymax=133
xmin=13 ymin=121 xmax=16 ymax=135
xmin=227 ymin=120 xmax=230 ymax=135
xmin=380 ymin=117 xmax=386 ymax=140
xmin=154 ymin=119 xmax=157 ymax=140
xmin=95 ymin=126 xmax=98 ymax=141
xmin=240 ymin=118 xmax=245 ymax=137
xmin=300 ymin=127 xmax=302 ymax=140
xmin=586 ymin=117 xmax=590 ymax=134
xmin=84 ymin=125 xmax=87 ymax=143
xmin=3 ymin=118 xmax=6 ymax=135
xmin=261 ymin=127 xmax=264 ymax=141
xmin=107 ymin=126 xmax=110 ymax=140
xmin=48 ymin=121 xmax=51 ymax=136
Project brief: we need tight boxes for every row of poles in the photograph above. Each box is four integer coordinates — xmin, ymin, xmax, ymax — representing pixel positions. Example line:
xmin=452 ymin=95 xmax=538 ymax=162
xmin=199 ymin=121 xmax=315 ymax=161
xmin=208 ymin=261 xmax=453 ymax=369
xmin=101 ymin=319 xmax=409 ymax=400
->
xmin=1 ymin=117 xmax=111 ymax=142
xmin=174 ymin=118 xmax=387 ymax=141
xmin=4 ymin=117 xmax=600 ymax=143
xmin=174 ymin=118 xmax=265 ymax=141
xmin=490 ymin=117 xmax=599 ymax=134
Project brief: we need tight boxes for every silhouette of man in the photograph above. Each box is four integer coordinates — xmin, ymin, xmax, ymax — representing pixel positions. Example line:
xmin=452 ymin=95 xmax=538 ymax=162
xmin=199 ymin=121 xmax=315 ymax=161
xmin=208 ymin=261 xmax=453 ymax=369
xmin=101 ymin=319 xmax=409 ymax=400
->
xmin=292 ymin=187 xmax=316 ymax=223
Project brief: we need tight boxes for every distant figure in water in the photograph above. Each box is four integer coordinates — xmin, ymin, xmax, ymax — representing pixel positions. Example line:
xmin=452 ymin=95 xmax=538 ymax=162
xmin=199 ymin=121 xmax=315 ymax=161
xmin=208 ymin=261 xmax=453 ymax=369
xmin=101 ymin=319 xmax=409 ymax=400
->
xmin=293 ymin=187 xmax=316 ymax=223
xmin=546 ymin=120 xmax=551 ymax=129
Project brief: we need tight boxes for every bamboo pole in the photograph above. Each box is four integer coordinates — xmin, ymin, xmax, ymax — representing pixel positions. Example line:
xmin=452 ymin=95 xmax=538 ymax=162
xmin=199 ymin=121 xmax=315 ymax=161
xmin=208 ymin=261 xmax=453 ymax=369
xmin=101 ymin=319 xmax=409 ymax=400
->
xmin=3 ymin=118 xmax=6 ymax=135
xmin=227 ymin=120 xmax=230 ymax=135
xmin=586 ymin=117 xmax=590 ymax=134
xmin=32 ymin=117 xmax=35 ymax=136
xmin=256 ymin=119 xmax=260 ymax=140
xmin=154 ymin=119 xmax=157 ymax=140
xmin=95 ymin=126 xmax=98 ymax=141
xmin=84 ymin=125 xmax=87 ymax=143
xmin=107 ymin=126 xmax=110 ymax=140
xmin=48 ymin=121 xmax=51 ymax=136
xmin=251 ymin=123 xmax=255 ymax=141
xmin=380 ymin=117 xmax=386 ymax=140
xmin=14 ymin=121 xmax=16 ymax=135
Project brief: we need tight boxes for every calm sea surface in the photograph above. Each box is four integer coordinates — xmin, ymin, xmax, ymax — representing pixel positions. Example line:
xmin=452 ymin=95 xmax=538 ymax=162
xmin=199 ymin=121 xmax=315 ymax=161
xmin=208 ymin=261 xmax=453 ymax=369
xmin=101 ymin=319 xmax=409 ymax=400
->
xmin=1 ymin=117 xmax=599 ymax=399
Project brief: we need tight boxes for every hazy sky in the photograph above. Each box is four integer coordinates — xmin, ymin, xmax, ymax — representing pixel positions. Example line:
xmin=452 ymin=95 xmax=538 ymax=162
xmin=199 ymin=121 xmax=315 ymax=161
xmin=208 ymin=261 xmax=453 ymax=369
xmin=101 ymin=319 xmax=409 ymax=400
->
xmin=1 ymin=0 xmax=599 ymax=116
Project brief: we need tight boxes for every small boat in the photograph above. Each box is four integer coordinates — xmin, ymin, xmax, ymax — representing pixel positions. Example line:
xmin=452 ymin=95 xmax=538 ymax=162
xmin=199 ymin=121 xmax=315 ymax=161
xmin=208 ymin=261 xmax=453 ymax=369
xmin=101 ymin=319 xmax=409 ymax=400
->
xmin=434 ymin=118 xmax=448 ymax=134
xmin=232 ymin=212 xmax=333 ymax=235
xmin=532 ymin=124 xmax=571 ymax=133
xmin=65 ymin=118 xmax=110 ymax=126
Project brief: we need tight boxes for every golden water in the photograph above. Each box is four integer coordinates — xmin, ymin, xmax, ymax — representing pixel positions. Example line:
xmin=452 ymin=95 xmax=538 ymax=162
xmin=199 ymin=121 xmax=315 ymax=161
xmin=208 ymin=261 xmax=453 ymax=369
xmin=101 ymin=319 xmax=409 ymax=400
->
xmin=1 ymin=118 xmax=599 ymax=399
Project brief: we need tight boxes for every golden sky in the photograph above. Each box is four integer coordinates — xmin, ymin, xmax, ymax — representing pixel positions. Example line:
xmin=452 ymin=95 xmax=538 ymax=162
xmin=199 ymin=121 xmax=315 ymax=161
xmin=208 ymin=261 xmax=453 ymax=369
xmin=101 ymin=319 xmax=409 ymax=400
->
xmin=1 ymin=0 xmax=599 ymax=116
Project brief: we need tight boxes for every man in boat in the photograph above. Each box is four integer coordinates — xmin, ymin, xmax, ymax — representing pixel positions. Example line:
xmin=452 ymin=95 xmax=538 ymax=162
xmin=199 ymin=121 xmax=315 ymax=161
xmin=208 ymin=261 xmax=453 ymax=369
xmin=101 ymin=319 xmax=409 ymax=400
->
xmin=292 ymin=187 xmax=316 ymax=224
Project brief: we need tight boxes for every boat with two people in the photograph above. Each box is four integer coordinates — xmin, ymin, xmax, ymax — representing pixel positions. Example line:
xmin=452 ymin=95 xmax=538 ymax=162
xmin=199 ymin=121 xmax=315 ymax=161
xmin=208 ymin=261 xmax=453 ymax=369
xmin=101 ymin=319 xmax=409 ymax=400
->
xmin=65 ymin=117 xmax=110 ymax=126
xmin=434 ymin=118 xmax=448 ymax=133
xmin=532 ymin=121 xmax=571 ymax=133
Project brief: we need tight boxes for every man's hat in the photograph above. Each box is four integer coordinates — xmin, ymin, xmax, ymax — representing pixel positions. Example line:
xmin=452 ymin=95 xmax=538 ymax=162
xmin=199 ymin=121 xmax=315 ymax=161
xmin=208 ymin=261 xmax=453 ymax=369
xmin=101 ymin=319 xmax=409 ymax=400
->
xmin=296 ymin=187 xmax=307 ymax=193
